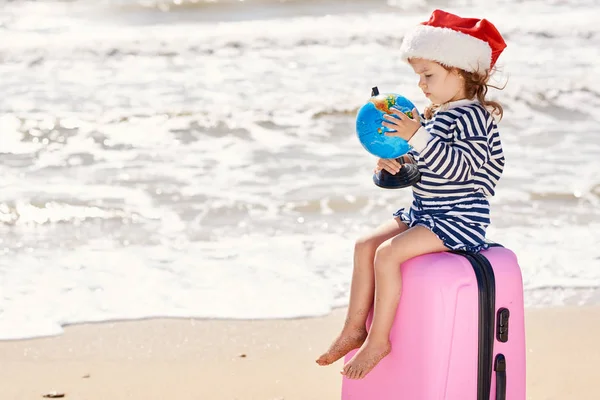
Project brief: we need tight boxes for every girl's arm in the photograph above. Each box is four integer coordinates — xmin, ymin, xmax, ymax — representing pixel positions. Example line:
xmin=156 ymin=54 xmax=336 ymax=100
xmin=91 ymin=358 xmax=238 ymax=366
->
xmin=402 ymin=112 xmax=427 ymax=164
xmin=409 ymin=108 xmax=491 ymax=182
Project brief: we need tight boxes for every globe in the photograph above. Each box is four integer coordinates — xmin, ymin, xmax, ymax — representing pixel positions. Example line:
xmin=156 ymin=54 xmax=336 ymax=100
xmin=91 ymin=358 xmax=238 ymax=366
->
xmin=356 ymin=87 xmax=422 ymax=190
xmin=355 ymin=90 xmax=418 ymax=159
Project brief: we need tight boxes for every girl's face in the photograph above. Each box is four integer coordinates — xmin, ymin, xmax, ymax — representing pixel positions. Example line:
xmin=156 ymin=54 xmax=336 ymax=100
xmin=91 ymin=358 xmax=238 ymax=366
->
xmin=408 ymin=58 xmax=466 ymax=104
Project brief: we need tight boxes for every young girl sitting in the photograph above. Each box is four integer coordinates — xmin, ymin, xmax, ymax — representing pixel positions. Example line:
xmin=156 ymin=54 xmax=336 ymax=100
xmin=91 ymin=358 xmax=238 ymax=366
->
xmin=316 ymin=9 xmax=508 ymax=380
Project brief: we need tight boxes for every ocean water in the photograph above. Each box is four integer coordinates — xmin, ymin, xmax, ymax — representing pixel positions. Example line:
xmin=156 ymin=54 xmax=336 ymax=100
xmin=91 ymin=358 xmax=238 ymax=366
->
xmin=0 ymin=0 xmax=599 ymax=340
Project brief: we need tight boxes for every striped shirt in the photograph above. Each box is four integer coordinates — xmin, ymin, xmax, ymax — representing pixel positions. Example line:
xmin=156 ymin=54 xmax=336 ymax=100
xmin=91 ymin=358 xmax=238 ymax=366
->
xmin=393 ymin=99 xmax=505 ymax=251
xmin=407 ymin=99 xmax=505 ymax=199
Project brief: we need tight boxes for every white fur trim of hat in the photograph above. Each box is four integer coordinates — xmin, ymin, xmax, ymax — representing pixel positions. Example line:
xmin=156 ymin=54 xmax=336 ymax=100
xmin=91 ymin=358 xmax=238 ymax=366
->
xmin=399 ymin=24 xmax=492 ymax=72
xmin=399 ymin=9 xmax=507 ymax=73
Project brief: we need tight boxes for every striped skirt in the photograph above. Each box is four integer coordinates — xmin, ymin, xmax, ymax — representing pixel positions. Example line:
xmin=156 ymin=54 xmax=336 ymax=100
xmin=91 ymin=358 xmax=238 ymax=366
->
xmin=393 ymin=192 xmax=491 ymax=253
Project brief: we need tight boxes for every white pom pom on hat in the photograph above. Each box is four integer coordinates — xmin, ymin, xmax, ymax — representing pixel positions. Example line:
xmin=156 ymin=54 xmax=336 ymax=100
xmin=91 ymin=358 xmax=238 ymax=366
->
xmin=399 ymin=9 xmax=507 ymax=73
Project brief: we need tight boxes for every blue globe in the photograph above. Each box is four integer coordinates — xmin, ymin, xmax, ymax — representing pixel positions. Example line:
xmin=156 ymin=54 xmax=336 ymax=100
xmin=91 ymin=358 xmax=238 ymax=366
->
xmin=356 ymin=92 xmax=418 ymax=159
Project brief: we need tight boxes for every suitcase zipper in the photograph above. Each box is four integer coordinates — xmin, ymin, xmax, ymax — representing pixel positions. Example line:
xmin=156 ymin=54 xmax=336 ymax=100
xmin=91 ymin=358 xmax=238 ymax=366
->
xmin=459 ymin=252 xmax=496 ymax=400
xmin=473 ymin=253 xmax=496 ymax=400
xmin=494 ymin=354 xmax=507 ymax=400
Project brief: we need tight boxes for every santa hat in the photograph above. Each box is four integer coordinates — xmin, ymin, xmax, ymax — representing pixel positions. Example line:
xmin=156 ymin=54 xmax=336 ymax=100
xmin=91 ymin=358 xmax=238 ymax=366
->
xmin=399 ymin=9 xmax=507 ymax=73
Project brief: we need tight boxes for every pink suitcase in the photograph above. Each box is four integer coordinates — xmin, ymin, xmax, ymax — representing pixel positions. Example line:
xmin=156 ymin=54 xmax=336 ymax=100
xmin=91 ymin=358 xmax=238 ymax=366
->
xmin=341 ymin=245 xmax=526 ymax=400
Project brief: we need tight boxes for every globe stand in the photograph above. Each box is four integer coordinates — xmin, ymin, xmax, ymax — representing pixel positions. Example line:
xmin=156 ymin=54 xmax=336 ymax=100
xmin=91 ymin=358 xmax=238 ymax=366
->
xmin=372 ymin=157 xmax=421 ymax=189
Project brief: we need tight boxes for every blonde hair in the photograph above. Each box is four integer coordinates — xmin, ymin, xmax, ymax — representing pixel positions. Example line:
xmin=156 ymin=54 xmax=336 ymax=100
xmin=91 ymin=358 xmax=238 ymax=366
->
xmin=423 ymin=66 xmax=505 ymax=120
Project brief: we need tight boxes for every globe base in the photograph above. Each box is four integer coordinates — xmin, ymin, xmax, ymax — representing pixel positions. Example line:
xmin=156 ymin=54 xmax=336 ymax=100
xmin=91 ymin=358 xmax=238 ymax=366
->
xmin=372 ymin=160 xmax=421 ymax=189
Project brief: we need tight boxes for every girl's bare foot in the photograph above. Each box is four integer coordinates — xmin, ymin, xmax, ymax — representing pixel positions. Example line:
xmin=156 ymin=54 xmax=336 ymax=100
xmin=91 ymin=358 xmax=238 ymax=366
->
xmin=341 ymin=338 xmax=391 ymax=379
xmin=315 ymin=327 xmax=368 ymax=366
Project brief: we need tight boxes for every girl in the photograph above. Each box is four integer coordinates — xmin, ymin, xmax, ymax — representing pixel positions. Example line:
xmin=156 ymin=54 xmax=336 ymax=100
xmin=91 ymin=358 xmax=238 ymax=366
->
xmin=316 ymin=9 xmax=508 ymax=380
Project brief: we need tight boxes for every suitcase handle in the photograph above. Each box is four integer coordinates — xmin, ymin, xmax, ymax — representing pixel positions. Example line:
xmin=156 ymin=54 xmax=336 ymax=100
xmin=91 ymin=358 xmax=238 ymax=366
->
xmin=494 ymin=354 xmax=506 ymax=400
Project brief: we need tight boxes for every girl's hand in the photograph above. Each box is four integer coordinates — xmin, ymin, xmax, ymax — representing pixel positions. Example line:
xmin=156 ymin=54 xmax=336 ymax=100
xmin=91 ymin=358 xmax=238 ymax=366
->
xmin=374 ymin=158 xmax=403 ymax=175
xmin=381 ymin=108 xmax=421 ymax=141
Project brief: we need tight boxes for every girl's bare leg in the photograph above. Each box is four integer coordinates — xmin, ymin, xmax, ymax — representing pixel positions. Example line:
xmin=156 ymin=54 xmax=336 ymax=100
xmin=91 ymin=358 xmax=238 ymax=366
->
xmin=342 ymin=225 xmax=447 ymax=379
xmin=316 ymin=217 xmax=408 ymax=366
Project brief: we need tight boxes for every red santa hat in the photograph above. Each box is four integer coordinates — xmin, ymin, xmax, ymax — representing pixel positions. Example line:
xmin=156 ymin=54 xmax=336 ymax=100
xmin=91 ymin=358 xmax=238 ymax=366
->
xmin=399 ymin=9 xmax=507 ymax=73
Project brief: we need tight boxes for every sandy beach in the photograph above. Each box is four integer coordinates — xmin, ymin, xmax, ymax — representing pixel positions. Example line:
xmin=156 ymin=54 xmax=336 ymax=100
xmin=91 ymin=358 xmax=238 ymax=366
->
xmin=1 ymin=1 xmax=598 ymax=399
xmin=0 ymin=306 xmax=598 ymax=400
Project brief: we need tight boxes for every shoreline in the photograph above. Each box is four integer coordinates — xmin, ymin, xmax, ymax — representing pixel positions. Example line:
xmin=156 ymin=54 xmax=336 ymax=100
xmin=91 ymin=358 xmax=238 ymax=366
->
xmin=1 ymin=306 xmax=599 ymax=399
